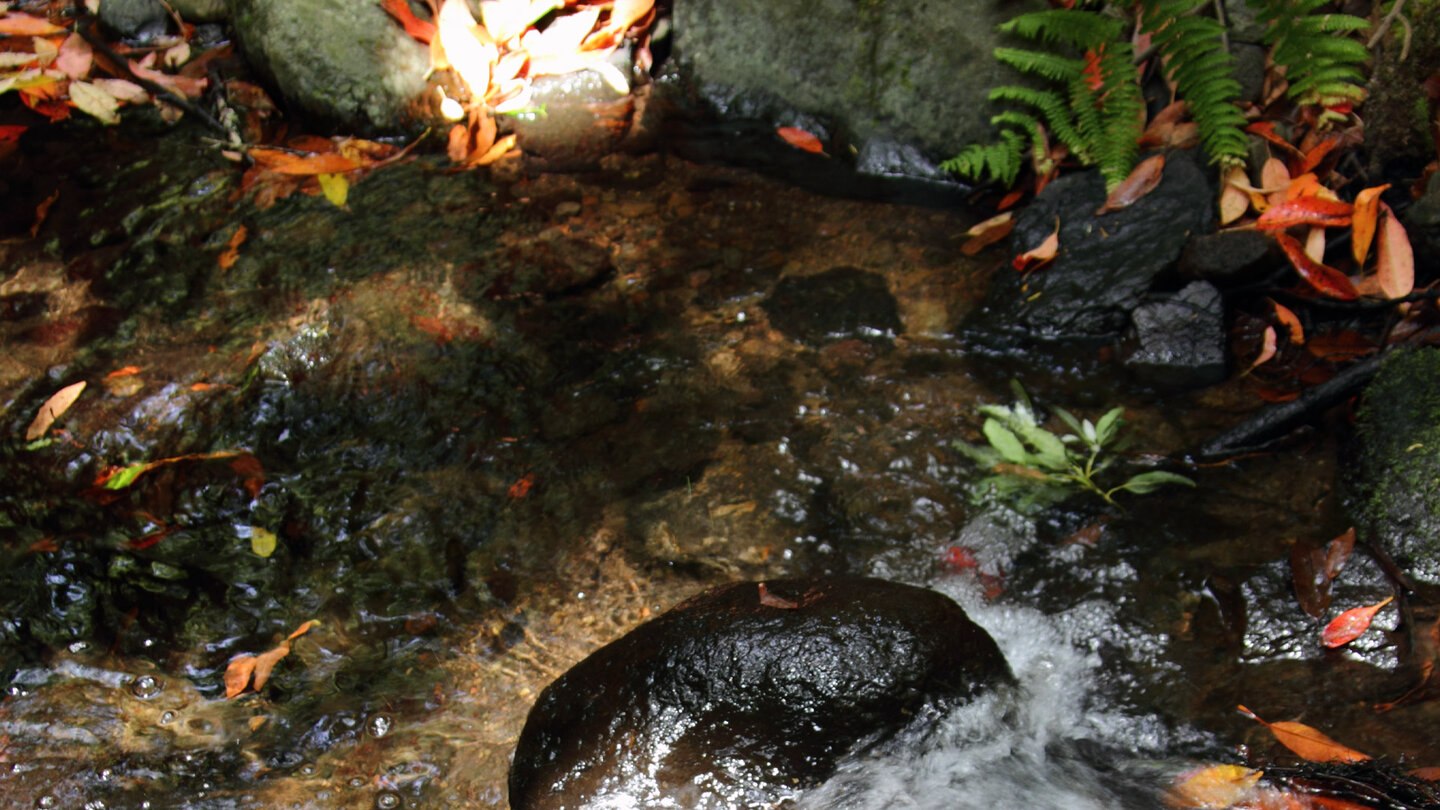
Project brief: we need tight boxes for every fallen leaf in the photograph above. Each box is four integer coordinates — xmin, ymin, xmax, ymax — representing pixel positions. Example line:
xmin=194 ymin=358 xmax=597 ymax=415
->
xmin=1290 ymin=538 xmax=1331 ymax=618
xmin=776 ymin=126 xmax=826 ymax=156
xmin=997 ymin=189 xmax=1024 ymax=210
xmin=508 ymin=472 xmax=535 ymax=499
xmin=1255 ymin=197 xmax=1354 ymax=230
xmin=961 ymin=211 xmax=1015 ymax=255
xmin=250 ymin=526 xmax=277 ymax=557
xmin=54 ymin=33 xmax=92 ymax=79
xmin=247 ymin=148 xmax=358 ymax=175
xmin=757 ymin=582 xmax=799 ymax=609
xmin=223 ymin=654 xmax=258 ymax=698
xmin=1219 ymin=166 xmax=1250 ymax=225
xmin=1247 ymin=123 xmax=1304 ymax=159
xmin=1351 ymin=184 xmax=1390 ymax=265
xmin=520 ymin=6 xmax=600 ymax=59
xmin=91 ymin=78 xmax=147 ymax=103
xmin=1375 ymin=203 xmax=1414 ymax=299
xmin=1271 ymin=300 xmax=1304 ymax=344
xmin=0 ymin=12 xmax=64 ymax=35
xmin=1241 ymin=326 xmax=1277 ymax=375
xmin=1237 ymin=705 xmax=1372 ymax=763
xmin=317 ymin=172 xmax=349 ymax=208
xmin=1304 ymin=226 xmax=1326 ymax=263
xmin=607 ymin=0 xmax=653 ymax=35
xmin=1323 ymin=527 xmax=1356 ymax=579
xmin=438 ymin=0 xmax=496 ymax=96
xmin=106 ymin=366 xmax=142 ymax=379
xmin=472 ymin=132 xmax=516 ymax=166
xmin=218 ymin=225 xmax=247 ymax=269
xmin=249 ymin=644 xmax=289 ymax=691
xmin=30 ymin=188 xmax=58 ymax=237
xmin=1323 ymin=595 xmax=1394 ymax=648
xmin=1170 ymin=764 xmax=1263 ymax=809
xmin=1096 ymin=153 xmax=1164 ymax=214
xmin=381 ymin=0 xmax=435 ymax=43
xmin=127 ymin=59 xmax=207 ymax=99
xmin=68 ymin=80 xmax=121 ymax=125
xmin=162 ymin=41 xmax=190 ymax=70
xmin=1274 ymin=233 xmax=1358 ymax=300
xmin=224 ymin=620 xmax=316 ymax=698
xmin=1297 ymin=136 xmax=1340 ymax=175
xmin=1261 ymin=157 xmax=1291 ymax=197
xmin=26 ymin=381 xmax=86 ymax=440
xmin=93 ymin=450 xmax=243 ymax=490
xmin=1012 ymin=217 xmax=1060 ymax=272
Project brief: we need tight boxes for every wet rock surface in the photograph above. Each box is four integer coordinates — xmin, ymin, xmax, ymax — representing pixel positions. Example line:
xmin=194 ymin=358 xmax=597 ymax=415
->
xmin=762 ymin=266 xmax=902 ymax=346
xmin=508 ymin=576 xmax=1012 ymax=809
xmin=1122 ymin=281 xmax=1226 ymax=389
xmin=966 ymin=150 xmax=1214 ymax=343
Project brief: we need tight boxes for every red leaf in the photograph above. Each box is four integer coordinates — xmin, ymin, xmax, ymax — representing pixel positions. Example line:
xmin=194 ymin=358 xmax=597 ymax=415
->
xmin=943 ymin=546 xmax=978 ymax=573
xmin=776 ymin=127 xmax=827 ymax=156
xmin=1095 ymin=154 xmax=1164 ymax=214
xmin=757 ymin=582 xmax=799 ymax=609
xmin=1323 ymin=595 xmax=1394 ymax=648
xmin=507 ymin=472 xmax=535 ymax=499
xmin=997 ymin=189 xmax=1024 ymax=210
xmin=1255 ymin=197 xmax=1354 ymax=229
xmin=381 ymin=0 xmax=435 ymax=43
xmin=1245 ymin=122 xmax=1304 ymax=158
xmin=1274 ymin=233 xmax=1359 ymax=300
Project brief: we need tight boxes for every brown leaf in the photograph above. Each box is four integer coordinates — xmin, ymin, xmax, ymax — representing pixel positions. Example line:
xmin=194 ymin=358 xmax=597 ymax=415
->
xmin=1095 ymin=154 xmax=1164 ymax=214
xmin=249 ymin=642 xmax=291 ymax=692
xmin=217 ymin=225 xmax=247 ymax=270
xmin=961 ymin=212 xmax=1015 ymax=255
xmin=1290 ymin=538 xmax=1330 ymax=618
xmin=757 ymin=582 xmax=799 ymax=609
xmin=1350 ymin=184 xmax=1390 ymax=266
xmin=26 ymin=381 xmax=86 ymax=440
xmin=1323 ymin=527 xmax=1356 ymax=579
xmin=1323 ymin=596 xmax=1394 ymax=648
xmin=223 ymin=654 xmax=258 ymax=698
xmin=1237 ymin=705 xmax=1372 ymax=763
xmin=1376 ymin=203 xmax=1414 ymax=300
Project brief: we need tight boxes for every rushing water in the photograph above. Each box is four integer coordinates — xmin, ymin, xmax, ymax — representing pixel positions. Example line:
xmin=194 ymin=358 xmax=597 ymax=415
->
xmin=3 ymin=117 xmax=1438 ymax=809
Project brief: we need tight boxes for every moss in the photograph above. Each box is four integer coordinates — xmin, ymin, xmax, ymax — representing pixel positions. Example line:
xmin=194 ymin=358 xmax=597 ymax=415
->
xmin=1364 ymin=1 xmax=1440 ymax=172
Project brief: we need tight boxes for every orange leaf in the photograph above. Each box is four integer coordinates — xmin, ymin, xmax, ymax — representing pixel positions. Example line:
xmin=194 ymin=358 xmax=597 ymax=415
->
xmin=508 ymin=472 xmax=535 ymax=499
xmin=1012 ymin=217 xmax=1060 ymax=272
xmin=1170 ymin=764 xmax=1263 ymax=809
xmin=1351 ymin=184 xmax=1389 ymax=265
xmin=1297 ymin=137 xmax=1340 ymax=175
xmin=1237 ymin=705 xmax=1372 ymax=763
xmin=26 ymin=381 xmax=86 ymax=441
xmin=1242 ymin=326 xmax=1277 ymax=375
xmin=1270 ymin=300 xmax=1304 ymax=344
xmin=472 ymin=132 xmax=516 ymax=166
xmin=1281 ymin=172 xmax=1322 ymax=202
xmin=776 ymin=126 xmax=826 ymax=156
xmin=218 ymin=225 xmax=247 ymax=270
xmin=106 ymin=366 xmax=142 ymax=379
xmin=1274 ymin=233 xmax=1358 ymax=299
xmin=223 ymin=654 xmax=258 ymax=698
xmin=0 ymin=12 xmax=64 ymax=35
xmin=381 ymin=0 xmax=435 ymax=43
xmin=608 ymin=0 xmax=654 ymax=35
xmin=247 ymin=148 xmax=358 ymax=176
xmin=1255 ymin=197 xmax=1354 ymax=230
xmin=1323 ymin=595 xmax=1394 ymax=648
xmin=1095 ymin=153 xmax=1164 ymax=214
xmin=997 ymin=189 xmax=1024 ymax=210
xmin=1247 ymin=123 xmax=1304 ymax=159
xmin=1375 ymin=203 xmax=1414 ymax=299
xmin=286 ymin=620 xmax=318 ymax=641
xmin=961 ymin=212 xmax=1015 ymax=255
xmin=249 ymin=642 xmax=293 ymax=692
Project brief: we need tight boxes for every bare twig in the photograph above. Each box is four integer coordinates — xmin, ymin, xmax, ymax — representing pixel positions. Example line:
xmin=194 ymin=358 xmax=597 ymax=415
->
xmin=1366 ymin=0 xmax=1409 ymax=57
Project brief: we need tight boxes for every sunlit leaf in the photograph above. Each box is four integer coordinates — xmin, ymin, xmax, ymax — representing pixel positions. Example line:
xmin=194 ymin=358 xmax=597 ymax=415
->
xmin=1170 ymin=764 xmax=1263 ymax=809
xmin=162 ymin=41 xmax=190 ymax=70
xmin=472 ymin=132 xmax=516 ymax=166
xmin=0 ymin=12 xmax=64 ymax=35
xmin=520 ymin=6 xmax=599 ymax=59
xmin=1255 ymin=197 xmax=1354 ymax=230
xmin=608 ymin=0 xmax=654 ymax=35
xmin=91 ymin=78 xmax=146 ymax=103
xmin=68 ymin=80 xmax=120 ymax=124
xmin=1261 ymin=157 xmax=1291 ymax=197
xmin=1351 ymin=184 xmax=1389 ymax=265
xmin=438 ymin=0 xmax=497 ymax=98
xmin=1274 ymin=233 xmax=1358 ymax=300
xmin=246 ymin=147 xmax=357 ymax=175
xmin=223 ymin=654 xmax=257 ymax=698
xmin=1323 ymin=595 xmax=1394 ymax=648
xmin=317 ymin=173 xmax=349 ymax=208
xmin=776 ymin=126 xmax=826 ymax=156
xmin=1242 ymin=326 xmax=1277 ymax=375
xmin=26 ymin=381 xmax=86 ymax=440
xmin=1095 ymin=153 xmax=1164 ymax=215
xmin=250 ymin=526 xmax=278 ymax=557
xmin=1304 ymin=226 xmax=1325 ymax=263
xmin=1012 ymin=217 xmax=1060 ymax=272
xmin=1375 ymin=203 xmax=1414 ymax=300
xmin=1237 ymin=705 xmax=1372 ymax=763
xmin=479 ymin=0 xmax=552 ymax=44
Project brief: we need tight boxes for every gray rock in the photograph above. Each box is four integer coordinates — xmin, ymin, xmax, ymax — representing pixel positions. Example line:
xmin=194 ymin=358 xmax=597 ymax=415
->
xmin=1179 ymin=229 xmax=1276 ymax=286
xmin=168 ymin=0 xmax=228 ymax=23
xmin=965 ymin=150 xmax=1214 ymax=342
xmin=1347 ymin=348 xmax=1440 ymax=592
xmin=98 ymin=0 xmax=171 ymax=41
xmin=509 ymin=576 xmax=1012 ymax=810
xmin=1404 ymin=171 xmax=1440 ymax=276
xmin=1123 ymin=281 xmax=1226 ymax=389
xmin=671 ymin=0 xmax=1047 ymax=165
xmin=228 ymin=0 xmax=432 ymax=132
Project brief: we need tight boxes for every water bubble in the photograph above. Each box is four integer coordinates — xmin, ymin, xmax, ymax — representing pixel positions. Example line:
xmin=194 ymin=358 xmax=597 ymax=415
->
xmin=83 ymin=801 xmax=107 ymax=810
xmin=374 ymin=790 xmax=402 ymax=809
xmin=300 ymin=764 xmax=316 ymax=776
xmin=67 ymin=641 xmax=91 ymax=654
xmin=34 ymin=796 xmax=57 ymax=809
xmin=158 ymin=710 xmax=175 ymax=725
xmin=366 ymin=714 xmax=394 ymax=739
xmin=349 ymin=777 xmax=366 ymax=788
xmin=130 ymin=674 xmax=163 ymax=699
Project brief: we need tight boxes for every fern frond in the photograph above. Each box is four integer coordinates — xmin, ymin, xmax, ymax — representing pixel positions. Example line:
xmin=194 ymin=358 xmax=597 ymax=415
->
xmin=1253 ymin=0 xmax=1370 ymax=110
xmin=993 ymin=48 xmax=1085 ymax=83
xmin=998 ymin=9 xmax=1125 ymax=50
xmin=988 ymin=86 xmax=1087 ymax=158
xmin=939 ymin=129 xmax=1029 ymax=187
xmin=1137 ymin=1 xmax=1247 ymax=166
xmin=1069 ymin=43 xmax=1143 ymax=190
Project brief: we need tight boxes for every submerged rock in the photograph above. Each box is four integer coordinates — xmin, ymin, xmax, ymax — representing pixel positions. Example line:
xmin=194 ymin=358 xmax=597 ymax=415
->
xmin=509 ymin=576 xmax=1012 ymax=809
xmin=762 ymin=267 xmax=902 ymax=345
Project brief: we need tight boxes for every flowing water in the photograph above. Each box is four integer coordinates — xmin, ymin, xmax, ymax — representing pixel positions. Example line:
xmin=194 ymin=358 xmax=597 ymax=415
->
xmin=2 ymin=115 xmax=1438 ymax=809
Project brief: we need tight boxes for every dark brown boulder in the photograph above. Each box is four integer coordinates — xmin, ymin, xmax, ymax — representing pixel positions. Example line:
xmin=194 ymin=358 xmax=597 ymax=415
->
xmin=509 ymin=576 xmax=1012 ymax=809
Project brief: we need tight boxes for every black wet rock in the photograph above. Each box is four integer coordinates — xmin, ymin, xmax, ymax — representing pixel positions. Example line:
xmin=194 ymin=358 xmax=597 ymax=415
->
xmin=1404 ymin=172 xmax=1440 ymax=276
xmin=509 ymin=576 xmax=1012 ymax=810
xmin=966 ymin=150 xmax=1214 ymax=343
xmin=762 ymin=267 xmax=902 ymax=345
xmin=1178 ymin=230 xmax=1276 ymax=286
xmin=1346 ymin=348 xmax=1440 ymax=592
xmin=1123 ymin=281 xmax=1226 ymax=389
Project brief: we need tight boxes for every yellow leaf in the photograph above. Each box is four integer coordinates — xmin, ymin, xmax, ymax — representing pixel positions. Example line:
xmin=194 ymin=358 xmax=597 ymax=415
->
xmin=26 ymin=381 xmax=86 ymax=440
xmin=69 ymin=80 xmax=121 ymax=124
xmin=1169 ymin=764 xmax=1263 ymax=809
xmin=317 ymin=173 xmax=349 ymax=208
xmin=250 ymin=526 xmax=278 ymax=557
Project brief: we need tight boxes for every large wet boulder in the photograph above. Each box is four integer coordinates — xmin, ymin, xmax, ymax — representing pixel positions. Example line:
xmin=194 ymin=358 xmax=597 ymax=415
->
xmin=509 ymin=576 xmax=1012 ymax=809
xmin=1347 ymin=348 xmax=1440 ymax=592
xmin=964 ymin=150 xmax=1214 ymax=343
xmin=671 ymin=0 xmax=1045 ymax=162
xmin=228 ymin=0 xmax=432 ymax=132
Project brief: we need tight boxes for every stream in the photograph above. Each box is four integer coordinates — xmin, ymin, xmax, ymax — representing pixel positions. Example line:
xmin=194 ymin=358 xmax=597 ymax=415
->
xmin=2 ymin=113 xmax=1438 ymax=809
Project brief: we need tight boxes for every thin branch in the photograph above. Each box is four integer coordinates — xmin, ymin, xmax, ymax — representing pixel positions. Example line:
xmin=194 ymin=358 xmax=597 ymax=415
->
xmin=1366 ymin=0 xmax=1409 ymax=52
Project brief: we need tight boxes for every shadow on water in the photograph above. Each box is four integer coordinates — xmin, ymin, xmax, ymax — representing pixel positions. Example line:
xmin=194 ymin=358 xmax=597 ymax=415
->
xmin=1 ymin=116 xmax=1438 ymax=808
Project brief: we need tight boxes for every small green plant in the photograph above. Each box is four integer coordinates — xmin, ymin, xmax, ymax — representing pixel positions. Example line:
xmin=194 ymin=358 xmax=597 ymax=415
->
xmin=955 ymin=381 xmax=1194 ymax=510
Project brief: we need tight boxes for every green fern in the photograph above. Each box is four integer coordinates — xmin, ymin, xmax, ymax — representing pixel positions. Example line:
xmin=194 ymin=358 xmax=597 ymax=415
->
xmin=1135 ymin=1 xmax=1248 ymax=167
xmin=1252 ymin=0 xmax=1369 ymax=112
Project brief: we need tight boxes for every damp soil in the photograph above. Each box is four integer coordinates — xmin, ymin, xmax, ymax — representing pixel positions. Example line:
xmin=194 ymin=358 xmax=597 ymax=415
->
xmin=2 ymin=115 xmax=1438 ymax=809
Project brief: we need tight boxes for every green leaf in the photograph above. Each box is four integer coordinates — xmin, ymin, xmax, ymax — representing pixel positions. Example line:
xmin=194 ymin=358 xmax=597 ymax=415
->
xmin=103 ymin=463 xmax=153 ymax=490
xmin=983 ymin=418 xmax=1033 ymax=465
xmin=1094 ymin=407 xmax=1125 ymax=446
xmin=1014 ymin=422 xmax=1069 ymax=470
xmin=1053 ymin=407 xmax=1085 ymax=438
xmin=1116 ymin=470 xmax=1195 ymax=494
